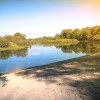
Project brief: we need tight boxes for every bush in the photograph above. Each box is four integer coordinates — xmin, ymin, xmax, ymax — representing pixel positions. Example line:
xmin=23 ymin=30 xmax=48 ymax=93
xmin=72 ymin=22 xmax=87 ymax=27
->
xmin=0 ymin=38 xmax=9 ymax=47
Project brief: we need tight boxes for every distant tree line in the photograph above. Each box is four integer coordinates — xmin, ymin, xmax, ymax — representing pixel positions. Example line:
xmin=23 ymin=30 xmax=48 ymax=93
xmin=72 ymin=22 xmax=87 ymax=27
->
xmin=58 ymin=25 xmax=100 ymax=41
xmin=35 ymin=25 xmax=100 ymax=42
xmin=0 ymin=25 xmax=100 ymax=48
xmin=0 ymin=32 xmax=33 ymax=48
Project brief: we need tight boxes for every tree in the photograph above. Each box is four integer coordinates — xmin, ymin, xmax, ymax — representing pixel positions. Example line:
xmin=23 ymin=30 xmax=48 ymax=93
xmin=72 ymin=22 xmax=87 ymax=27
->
xmin=71 ymin=29 xmax=81 ymax=39
xmin=4 ymin=35 xmax=12 ymax=42
xmin=61 ymin=29 xmax=72 ymax=39
xmin=54 ymin=34 xmax=61 ymax=39
xmin=89 ymin=25 xmax=100 ymax=41
xmin=14 ymin=32 xmax=26 ymax=40
xmin=0 ymin=37 xmax=9 ymax=47
xmin=12 ymin=32 xmax=27 ymax=46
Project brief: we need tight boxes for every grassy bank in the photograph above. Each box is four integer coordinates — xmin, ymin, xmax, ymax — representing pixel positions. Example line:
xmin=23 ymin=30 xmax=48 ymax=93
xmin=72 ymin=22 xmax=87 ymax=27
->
xmin=0 ymin=41 xmax=28 ymax=51
xmin=33 ymin=39 xmax=79 ymax=45
xmin=0 ymin=46 xmax=27 ymax=51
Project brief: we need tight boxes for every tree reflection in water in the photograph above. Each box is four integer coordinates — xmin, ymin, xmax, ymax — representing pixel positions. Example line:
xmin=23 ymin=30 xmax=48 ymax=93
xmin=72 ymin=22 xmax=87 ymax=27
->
xmin=55 ymin=42 xmax=100 ymax=54
xmin=0 ymin=48 xmax=28 ymax=60
xmin=0 ymin=42 xmax=100 ymax=60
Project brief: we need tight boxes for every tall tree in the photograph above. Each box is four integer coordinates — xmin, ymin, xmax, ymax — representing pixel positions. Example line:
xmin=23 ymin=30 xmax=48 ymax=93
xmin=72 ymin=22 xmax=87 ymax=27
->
xmin=61 ymin=29 xmax=72 ymax=39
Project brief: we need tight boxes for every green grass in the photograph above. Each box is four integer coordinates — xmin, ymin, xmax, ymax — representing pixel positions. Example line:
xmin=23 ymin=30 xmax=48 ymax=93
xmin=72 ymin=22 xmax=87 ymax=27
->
xmin=0 ymin=46 xmax=26 ymax=51
xmin=33 ymin=39 xmax=79 ymax=45
xmin=0 ymin=42 xmax=28 ymax=51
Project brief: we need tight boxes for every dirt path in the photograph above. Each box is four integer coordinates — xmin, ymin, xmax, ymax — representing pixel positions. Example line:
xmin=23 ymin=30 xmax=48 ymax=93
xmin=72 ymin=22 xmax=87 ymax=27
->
xmin=0 ymin=54 xmax=100 ymax=100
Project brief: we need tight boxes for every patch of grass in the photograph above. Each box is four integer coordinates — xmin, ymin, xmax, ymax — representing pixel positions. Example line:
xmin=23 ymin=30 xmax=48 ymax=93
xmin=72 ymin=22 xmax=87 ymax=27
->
xmin=0 ymin=42 xmax=27 ymax=51
xmin=33 ymin=39 xmax=79 ymax=45
xmin=0 ymin=46 xmax=26 ymax=51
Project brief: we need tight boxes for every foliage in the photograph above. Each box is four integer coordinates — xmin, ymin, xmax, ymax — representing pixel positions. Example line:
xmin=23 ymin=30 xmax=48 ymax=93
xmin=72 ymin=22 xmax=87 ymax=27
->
xmin=0 ymin=32 xmax=31 ymax=50
xmin=0 ymin=37 xmax=9 ymax=47
xmin=61 ymin=29 xmax=72 ymax=39
xmin=32 ymin=39 xmax=79 ymax=45
xmin=12 ymin=32 xmax=26 ymax=46
xmin=34 ymin=25 xmax=100 ymax=43
xmin=0 ymin=25 xmax=100 ymax=50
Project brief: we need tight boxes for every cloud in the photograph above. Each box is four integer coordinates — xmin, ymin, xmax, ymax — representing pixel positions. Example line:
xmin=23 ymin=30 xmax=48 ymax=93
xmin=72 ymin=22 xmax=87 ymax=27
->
xmin=29 ymin=51 xmax=40 ymax=56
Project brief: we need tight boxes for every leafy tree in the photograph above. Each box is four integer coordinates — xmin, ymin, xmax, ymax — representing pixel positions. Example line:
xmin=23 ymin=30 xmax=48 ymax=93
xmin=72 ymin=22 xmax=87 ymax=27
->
xmin=0 ymin=37 xmax=9 ymax=47
xmin=61 ymin=29 xmax=72 ymax=39
xmin=14 ymin=32 xmax=26 ymax=40
xmin=4 ymin=35 xmax=12 ymax=42
xmin=54 ymin=34 xmax=61 ymax=39
xmin=12 ymin=32 xmax=27 ymax=46
xmin=71 ymin=29 xmax=81 ymax=39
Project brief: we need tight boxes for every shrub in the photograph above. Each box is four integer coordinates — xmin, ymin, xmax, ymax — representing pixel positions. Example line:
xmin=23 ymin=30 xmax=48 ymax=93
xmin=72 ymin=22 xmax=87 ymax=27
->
xmin=0 ymin=38 xmax=9 ymax=47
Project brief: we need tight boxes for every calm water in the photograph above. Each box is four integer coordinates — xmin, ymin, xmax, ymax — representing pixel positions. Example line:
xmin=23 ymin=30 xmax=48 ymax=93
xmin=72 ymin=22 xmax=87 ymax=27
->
xmin=0 ymin=43 xmax=100 ymax=73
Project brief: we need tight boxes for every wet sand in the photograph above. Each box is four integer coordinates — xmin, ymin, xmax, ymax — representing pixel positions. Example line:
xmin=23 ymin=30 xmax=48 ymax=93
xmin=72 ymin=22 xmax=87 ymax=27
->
xmin=0 ymin=53 xmax=100 ymax=100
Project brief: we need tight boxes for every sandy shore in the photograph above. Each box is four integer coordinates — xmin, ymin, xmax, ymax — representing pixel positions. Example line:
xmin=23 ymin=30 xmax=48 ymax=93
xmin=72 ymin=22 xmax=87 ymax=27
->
xmin=0 ymin=54 xmax=100 ymax=100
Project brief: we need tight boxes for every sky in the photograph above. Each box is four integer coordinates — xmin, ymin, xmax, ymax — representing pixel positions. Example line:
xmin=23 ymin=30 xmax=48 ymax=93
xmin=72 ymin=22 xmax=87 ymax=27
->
xmin=0 ymin=0 xmax=100 ymax=38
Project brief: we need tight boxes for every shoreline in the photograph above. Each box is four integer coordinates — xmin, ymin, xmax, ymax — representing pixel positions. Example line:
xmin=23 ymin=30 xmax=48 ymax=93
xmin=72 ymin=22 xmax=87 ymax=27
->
xmin=0 ymin=54 xmax=87 ymax=75
xmin=0 ymin=53 xmax=100 ymax=100
xmin=0 ymin=46 xmax=27 ymax=52
xmin=0 ymin=53 xmax=97 ymax=75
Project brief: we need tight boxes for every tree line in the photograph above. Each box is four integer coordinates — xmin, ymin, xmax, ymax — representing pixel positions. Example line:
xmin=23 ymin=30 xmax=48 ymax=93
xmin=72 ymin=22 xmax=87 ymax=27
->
xmin=0 ymin=32 xmax=33 ymax=48
xmin=35 ymin=25 xmax=100 ymax=42
xmin=0 ymin=25 xmax=100 ymax=48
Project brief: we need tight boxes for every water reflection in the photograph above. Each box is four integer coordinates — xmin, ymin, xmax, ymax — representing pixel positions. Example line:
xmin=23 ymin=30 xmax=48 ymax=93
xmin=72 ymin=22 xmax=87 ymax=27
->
xmin=0 ymin=43 xmax=100 ymax=60
xmin=54 ymin=42 xmax=100 ymax=54
xmin=0 ymin=48 xmax=28 ymax=60
xmin=0 ymin=42 xmax=100 ymax=73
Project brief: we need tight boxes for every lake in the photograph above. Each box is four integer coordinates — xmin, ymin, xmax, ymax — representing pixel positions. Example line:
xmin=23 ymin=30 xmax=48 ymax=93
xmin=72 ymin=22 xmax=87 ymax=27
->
xmin=0 ymin=43 xmax=100 ymax=73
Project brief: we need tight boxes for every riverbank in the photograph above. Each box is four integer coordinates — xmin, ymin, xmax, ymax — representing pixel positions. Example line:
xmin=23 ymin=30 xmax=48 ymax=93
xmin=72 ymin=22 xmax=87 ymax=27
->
xmin=0 ymin=53 xmax=100 ymax=100
xmin=0 ymin=46 xmax=27 ymax=51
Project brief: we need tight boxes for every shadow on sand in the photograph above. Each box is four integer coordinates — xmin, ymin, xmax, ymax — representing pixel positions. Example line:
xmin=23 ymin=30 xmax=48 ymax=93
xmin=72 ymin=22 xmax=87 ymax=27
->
xmin=0 ymin=74 xmax=8 ymax=87
xmin=13 ymin=54 xmax=100 ymax=100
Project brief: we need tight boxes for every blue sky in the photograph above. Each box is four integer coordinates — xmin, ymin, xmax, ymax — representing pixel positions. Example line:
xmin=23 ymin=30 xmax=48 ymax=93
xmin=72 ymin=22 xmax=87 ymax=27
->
xmin=0 ymin=0 xmax=100 ymax=38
